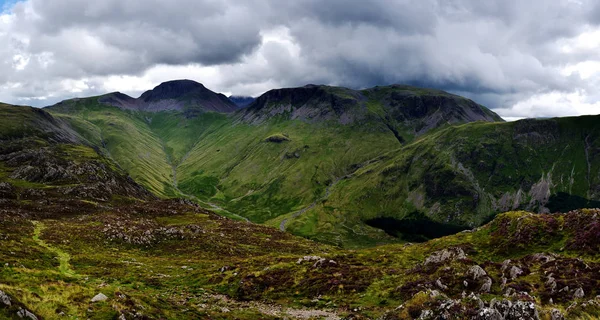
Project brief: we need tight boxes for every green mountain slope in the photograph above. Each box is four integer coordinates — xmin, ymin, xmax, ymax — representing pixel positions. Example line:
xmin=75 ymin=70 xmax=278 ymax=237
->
xmin=45 ymin=82 xmax=509 ymax=245
xmin=294 ymin=115 xmax=600 ymax=245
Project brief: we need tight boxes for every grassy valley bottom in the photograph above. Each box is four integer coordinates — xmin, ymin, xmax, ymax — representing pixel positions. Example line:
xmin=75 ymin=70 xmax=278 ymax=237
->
xmin=1 ymin=199 xmax=600 ymax=319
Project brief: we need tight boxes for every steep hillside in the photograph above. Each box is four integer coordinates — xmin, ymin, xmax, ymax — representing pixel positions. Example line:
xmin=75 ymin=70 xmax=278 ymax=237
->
xmin=242 ymin=84 xmax=502 ymax=142
xmin=0 ymin=104 xmax=152 ymax=206
xmin=43 ymin=81 xmax=600 ymax=247
xmin=290 ymin=115 xmax=600 ymax=246
xmin=45 ymin=82 xmax=507 ymax=246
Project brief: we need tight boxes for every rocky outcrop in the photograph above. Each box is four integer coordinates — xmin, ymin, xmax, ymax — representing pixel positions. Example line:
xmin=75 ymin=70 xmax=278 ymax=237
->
xmin=0 ymin=139 xmax=152 ymax=201
xmin=424 ymin=247 xmax=467 ymax=265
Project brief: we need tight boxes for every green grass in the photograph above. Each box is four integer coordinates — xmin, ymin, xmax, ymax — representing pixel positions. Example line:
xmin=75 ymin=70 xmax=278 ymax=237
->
xmin=42 ymin=94 xmax=600 ymax=247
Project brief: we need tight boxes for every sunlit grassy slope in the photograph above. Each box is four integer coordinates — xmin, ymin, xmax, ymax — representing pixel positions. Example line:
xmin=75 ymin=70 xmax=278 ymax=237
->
xmin=46 ymin=90 xmax=600 ymax=247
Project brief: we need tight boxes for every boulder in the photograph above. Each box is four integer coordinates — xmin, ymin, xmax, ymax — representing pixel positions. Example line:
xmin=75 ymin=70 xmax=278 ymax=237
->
xmin=476 ymin=307 xmax=503 ymax=320
xmin=505 ymin=301 xmax=539 ymax=320
xmin=91 ymin=293 xmax=108 ymax=302
xmin=0 ymin=290 xmax=11 ymax=306
xmin=509 ymin=266 xmax=523 ymax=280
xmin=480 ymin=277 xmax=493 ymax=293
xmin=17 ymin=309 xmax=38 ymax=320
xmin=467 ymin=265 xmax=487 ymax=280
xmin=574 ymin=287 xmax=585 ymax=299
xmin=424 ymin=247 xmax=466 ymax=265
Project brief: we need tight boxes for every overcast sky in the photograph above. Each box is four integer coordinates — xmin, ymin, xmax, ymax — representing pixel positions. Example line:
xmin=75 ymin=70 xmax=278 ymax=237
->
xmin=1 ymin=0 xmax=600 ymax=120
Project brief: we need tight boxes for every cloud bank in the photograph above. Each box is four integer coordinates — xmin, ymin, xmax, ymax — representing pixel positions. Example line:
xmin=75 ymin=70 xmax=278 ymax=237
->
xmin=1 ymin=0 xmax=600 ymax=119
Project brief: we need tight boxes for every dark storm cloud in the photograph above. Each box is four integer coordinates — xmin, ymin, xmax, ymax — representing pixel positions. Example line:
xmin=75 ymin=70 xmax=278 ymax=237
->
xmin=1 ymin=0 xmax=600 ymax=117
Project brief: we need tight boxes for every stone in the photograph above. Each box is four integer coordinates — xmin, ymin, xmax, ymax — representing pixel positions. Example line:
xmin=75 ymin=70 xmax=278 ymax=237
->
xmin=490 ymin=299 xmax=512 ymax=317
xmin=574 ymin=287 xmax=585 ymax=299
xmin=0 ymin=290 xmax=11 ymax=307
xmin=509 ymin=266 xmax=523 ymax=280
xmin=436 ymin=278 xmax=448 ymax=290
xmin=91 ymin=293 xmax=108 ymax=302
xmin=476 ymin=307 xmax=503 ymax=320
xmin=505 ymin=301 xmax=539 ymax=320
xmin=424 ymin=247 xmax=467 ymax=265
xmin=17 ymin=309 xmax=38 ymax=320
xmin=467 ymin=265 xmax=487 ymax=280
xmin=550 ymin=308 xmax=564 ymax=320
xmin=480 ymin=277 xmax=492 ymax=293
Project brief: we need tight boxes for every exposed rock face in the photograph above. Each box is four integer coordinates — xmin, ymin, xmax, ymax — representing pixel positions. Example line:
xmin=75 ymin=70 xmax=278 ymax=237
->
xmin=509 ymin=266 xmax=523 ymax=280
xmin=241 ymin=84 xmax=503 ymax=133
xmin=0 ymin=139 xmax=152 ymax=202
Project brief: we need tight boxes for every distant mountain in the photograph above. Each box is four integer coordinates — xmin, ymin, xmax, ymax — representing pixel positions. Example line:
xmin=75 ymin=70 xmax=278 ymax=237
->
xmin=229 ymin=95 xmax=255 ymax=108
xmin=242 ymin=84 xmax=502 ymax=140
xmin=52 ymin=80 xmax=237 ymax=114
xmin=38 ymin=80 xmax=599 ymax=247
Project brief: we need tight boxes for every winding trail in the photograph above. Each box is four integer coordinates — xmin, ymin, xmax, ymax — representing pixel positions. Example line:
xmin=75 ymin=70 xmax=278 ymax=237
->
xmin=32 ymin=221 xmax=79 ymax=278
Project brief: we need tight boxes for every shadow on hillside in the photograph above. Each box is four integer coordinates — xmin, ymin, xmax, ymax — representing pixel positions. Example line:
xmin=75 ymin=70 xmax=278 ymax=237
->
xmin=365 ymin=211 xmax=468 ymax=242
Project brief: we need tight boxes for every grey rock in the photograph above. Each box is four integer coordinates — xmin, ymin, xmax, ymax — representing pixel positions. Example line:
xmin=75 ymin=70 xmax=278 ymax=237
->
xmin=91 ymin=293 xmax=108 ymax=302
xmin=550 ymin=308 xmax=564 ymax=320
xmin=0 ymin=290 xmax=11 ymax=306
xmin=436 ymin=278 xmax=448 ymax=290
xmin=467 ymin=265 xmax=488 ymax=280
xmin=467 ymin=292 xmax=485 ymax=309
xmin=574 ymin=287 xmax=585 ymax=299
xmin=546 ymin=275 xmax=557 ymax=292
xmin=17 ymin=309 xmax=38 ymax=320
xmin=509 ymin=266 xmax=523 ymax=280
xmin=491 ymin=299 xmax=512 ymax=317
xmin=480 ymin=276 xmax=493 ymax=293
xmin=505 ymin=301 xmax=539 ymax=320
xmin=501 ymin=259 xmax=511 ymax=272
xmin=424 ymin=247 xmax=466 ymax=265
xmin=476 ymin=307 xmax=503 ymax=320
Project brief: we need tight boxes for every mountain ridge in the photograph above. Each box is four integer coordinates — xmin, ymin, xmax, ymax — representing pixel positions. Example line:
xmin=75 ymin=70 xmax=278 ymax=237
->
xmin=21 ymin=80 xmax=600 ymax=247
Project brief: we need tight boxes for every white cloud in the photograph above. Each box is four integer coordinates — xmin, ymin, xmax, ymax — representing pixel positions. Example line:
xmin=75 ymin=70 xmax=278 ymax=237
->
xmin=0 ymin=0 xmax=599 ymax=121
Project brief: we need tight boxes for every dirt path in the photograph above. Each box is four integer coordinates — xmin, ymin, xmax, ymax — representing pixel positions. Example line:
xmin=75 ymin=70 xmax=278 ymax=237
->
xmin=32 ymin=221 xmax=79 ymax=278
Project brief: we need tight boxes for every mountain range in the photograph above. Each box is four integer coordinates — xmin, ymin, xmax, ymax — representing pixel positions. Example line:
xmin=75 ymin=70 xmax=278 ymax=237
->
xmin=38 ymin=79 xmax=598 ymax=246
xmin=1 ymin=81 xmax=600 ymax=319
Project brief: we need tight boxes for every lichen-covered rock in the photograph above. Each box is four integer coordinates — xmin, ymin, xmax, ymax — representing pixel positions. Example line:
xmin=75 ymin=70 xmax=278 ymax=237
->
xmin=490 ymin=299 xmax=512 ymax=317
xmin=550 ymin=308 xmax=564 ymax=320
xmin=509 ymin=266 xmax=523 ymax=280
xmin=91 ymin=293 xmax=108 ymax=302
xmin=476 ymin=307 xmax=503 ymax=320
xmin=574 ymin=287 xmax=585 ymax=299
xmin=424 ymin=247 xmax=466 ymax=265
xmin=0 ymin=290 xmax=11 ymax=306
xmin=17 ymin=308 xmax=38 ymax=320
xmin=480 ymin=277 xmax=493 ymax=293
xmin=505 ymin=301 xmax=539 ymax=320
xmin=467 ymin=265 xmax=488 ymax=280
